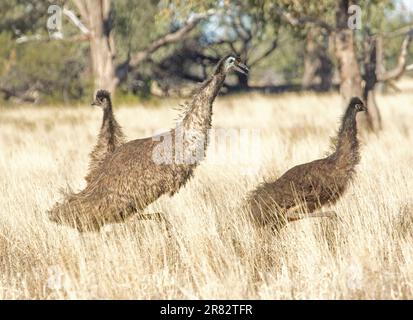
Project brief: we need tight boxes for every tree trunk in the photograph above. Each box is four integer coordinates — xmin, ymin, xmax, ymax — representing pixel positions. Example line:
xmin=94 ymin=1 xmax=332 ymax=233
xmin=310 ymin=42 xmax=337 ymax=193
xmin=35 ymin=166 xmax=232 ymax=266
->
xmin=363 ymin=88 xmax=382 ymax=131
xmin=72 ymin=1 xmax=213 ymax=93
xmin=236 ymin=72 xmax=249 ymax=90
xmin=302 ymin=29 xmax=319 ymax=90
xmin=333 ymin=0 xmax=382 ymax=131
xmin=334 ymin=0 xmax=363 ymax=103
xmin=362 ymin=37 xmax=382 ymax=131
xmin=302 ymin=28 xmax=333 ymax=91
xmin=73 ymin=0 xmax=117 ymax=92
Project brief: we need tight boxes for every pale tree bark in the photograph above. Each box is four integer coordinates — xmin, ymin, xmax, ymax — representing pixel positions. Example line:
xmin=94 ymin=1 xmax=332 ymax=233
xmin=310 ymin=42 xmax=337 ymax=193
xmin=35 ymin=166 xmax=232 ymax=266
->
xmin=333 ymin=0 xmax=381 ymax=131
xmin=72 ymin=0 xmax=116 ymax=92
xmin=302 ymin=28 xmax=332 ymax=91
xmin=334 ymin=0 xmax=363 ymax=101
xmin=378 ymin=30 xmax=413 ymax=82
xmin=362 ymin=30 xmax=413 ymax=131
xmin=275 ymin=1 xmax=362 ymax=99
xmin=362 ymin=37 xmax=382 ymax=130
xmin=302 ymin=29 xmax=319 ymax=89
xmin=278 ymin=0 xmax=413 ymax=132
xmin=70 ymin=1 xmax=215 ymax=93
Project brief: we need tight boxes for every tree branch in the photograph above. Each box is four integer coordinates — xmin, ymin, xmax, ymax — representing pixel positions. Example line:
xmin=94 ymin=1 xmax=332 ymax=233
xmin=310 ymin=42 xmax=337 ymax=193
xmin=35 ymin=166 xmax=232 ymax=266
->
xmin=378 ymin=29 xmax=413 ymax=82
xmin=16 ymin=33 xmax=89 ymax=44
xmin=382 ymin=24 xmax=413 ymax=38
xmin=231 ymin=15 xmax=251 ymax=41
xmin=62 ymin=7 xmax=90 ymax=34
xmin=249 ymin=39 xmax=278 ymax=67
xmin=406 ymin=64 xmax=413 ymax=71
xmin=128 ymin=10 xmax=216 ymax=69
xmin=71 ymin=0 xmax=89 ymax=23
xmin=16 ymin=4 xmax=90 ymax=44
xmin=274 ymin=6 xmax=334 ymax=33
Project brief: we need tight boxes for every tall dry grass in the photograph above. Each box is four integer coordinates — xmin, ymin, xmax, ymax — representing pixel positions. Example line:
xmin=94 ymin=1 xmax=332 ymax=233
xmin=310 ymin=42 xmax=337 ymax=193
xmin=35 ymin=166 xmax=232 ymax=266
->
xmin=0 ymin=92 xmax=412 ymax=299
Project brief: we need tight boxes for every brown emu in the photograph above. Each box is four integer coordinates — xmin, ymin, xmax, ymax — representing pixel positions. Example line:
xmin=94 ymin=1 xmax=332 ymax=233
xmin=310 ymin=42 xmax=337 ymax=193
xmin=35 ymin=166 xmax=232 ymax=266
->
xmin=246 ymin=97 xmax=366 ymax=230
xmin=48 ymin=55 xmax=248 ymax=232
xmin=85 ymin=90 xmax=126 ymax=184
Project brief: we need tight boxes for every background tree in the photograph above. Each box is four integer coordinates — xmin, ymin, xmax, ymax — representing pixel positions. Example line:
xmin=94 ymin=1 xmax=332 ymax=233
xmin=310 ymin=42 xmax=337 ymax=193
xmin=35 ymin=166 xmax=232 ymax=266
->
xmin=69 ymin=0 xmax=218 ymax=92
xmin=301 ymin=27 xmax=333 ymax=91
xmin=1 ymin=0 xmax=413 ymax=114
xmin=275 ymin=0 xmax=413 ymax=131
xmin=0 ymin=0 xmax=88 ymax=103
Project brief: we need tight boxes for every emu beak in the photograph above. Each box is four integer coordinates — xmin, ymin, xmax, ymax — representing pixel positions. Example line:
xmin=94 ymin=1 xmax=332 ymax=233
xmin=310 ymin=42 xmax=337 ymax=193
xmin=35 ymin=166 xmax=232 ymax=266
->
xmin=357 ymin=103 xmax=367 ymax=112
xmin=91 ymin=101 xmax=97 ymax=106
xmin=234 ymin=63 xmax=249 ymax=75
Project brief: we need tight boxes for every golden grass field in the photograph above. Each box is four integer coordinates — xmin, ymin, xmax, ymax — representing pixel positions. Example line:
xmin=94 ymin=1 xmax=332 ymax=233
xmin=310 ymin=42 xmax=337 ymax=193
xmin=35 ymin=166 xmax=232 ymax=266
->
xmin=1 ymin=92 xmax=413 ymax=299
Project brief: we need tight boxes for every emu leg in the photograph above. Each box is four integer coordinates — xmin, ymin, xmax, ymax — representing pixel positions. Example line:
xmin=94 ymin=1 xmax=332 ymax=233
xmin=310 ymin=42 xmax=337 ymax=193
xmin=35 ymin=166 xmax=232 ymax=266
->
xmin=136 ymin=212 xmax=172 ymax=236
xmin=136 ymin=212 xmax=165 ymax=221
xmin=286 ymin=210 xmax=337 ymax=222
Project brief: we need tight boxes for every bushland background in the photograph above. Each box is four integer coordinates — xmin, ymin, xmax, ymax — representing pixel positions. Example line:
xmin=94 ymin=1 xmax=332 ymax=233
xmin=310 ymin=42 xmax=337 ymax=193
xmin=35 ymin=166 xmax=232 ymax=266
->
xmin=1 ymin=0 xmax=413 ymax=299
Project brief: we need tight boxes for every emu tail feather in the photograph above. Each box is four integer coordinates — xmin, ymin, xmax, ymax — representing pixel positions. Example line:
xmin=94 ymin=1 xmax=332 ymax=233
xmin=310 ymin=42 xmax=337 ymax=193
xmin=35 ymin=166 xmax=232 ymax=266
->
xmin=48 ymin=192 xmax=104 ymax=232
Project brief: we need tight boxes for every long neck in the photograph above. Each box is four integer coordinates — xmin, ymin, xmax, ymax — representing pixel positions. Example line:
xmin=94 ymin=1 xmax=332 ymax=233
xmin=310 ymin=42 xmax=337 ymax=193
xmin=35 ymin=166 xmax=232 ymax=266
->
xmin=331 ymin=108 xmax=360 ymax=167
xmin=173 ymin=72 xmax=226 ymax=165
xmin=181 ymin=72 xmax=226 ymax=132
xmin=101 ymin=100 xmax=113 ymax=126
xmin=100 ymin=101 xmax=119 ymax=146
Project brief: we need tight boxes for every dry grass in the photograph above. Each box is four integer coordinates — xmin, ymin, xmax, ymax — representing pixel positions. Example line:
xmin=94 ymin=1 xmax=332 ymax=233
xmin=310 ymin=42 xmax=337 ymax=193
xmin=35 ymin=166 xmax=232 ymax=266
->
xmin=1 ymin=92 xmax=413 ymax=299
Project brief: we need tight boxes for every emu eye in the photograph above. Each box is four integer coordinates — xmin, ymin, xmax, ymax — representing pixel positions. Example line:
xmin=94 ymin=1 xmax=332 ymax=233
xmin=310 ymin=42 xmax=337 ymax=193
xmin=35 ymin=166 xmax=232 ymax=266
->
xmin=228 ymin=57 xmax=235 ymax=64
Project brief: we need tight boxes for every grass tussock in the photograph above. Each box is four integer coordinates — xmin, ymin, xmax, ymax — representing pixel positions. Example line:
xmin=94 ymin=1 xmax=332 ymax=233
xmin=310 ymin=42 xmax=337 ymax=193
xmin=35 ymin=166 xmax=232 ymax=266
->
xmin=0 ymin=92 xmax=412 ymax=299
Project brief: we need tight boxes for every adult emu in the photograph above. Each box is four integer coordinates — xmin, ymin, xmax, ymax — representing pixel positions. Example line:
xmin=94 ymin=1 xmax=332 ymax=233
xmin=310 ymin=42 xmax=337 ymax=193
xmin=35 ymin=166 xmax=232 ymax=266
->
xmin=49 ymin=55 xmax=248 ymax=232
xmin=85 ymin=90 xmax=126 ymax=184
xmin=245 ymin=97 xmax=366 ymax=230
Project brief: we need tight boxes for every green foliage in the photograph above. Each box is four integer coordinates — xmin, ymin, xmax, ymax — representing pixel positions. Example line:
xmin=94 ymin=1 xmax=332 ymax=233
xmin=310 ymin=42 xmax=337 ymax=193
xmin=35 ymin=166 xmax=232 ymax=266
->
xmin=0 ymin=31 xmax=90 ymax=104
xmin=112 ymin=0 xmax=160 ymax=63
xmin=1 ymin=0 xmax=413 ymax=104
xmin=0 ymin=0 xmax=52 ymax=35
xmin=114 ymin=88 xmax=163 ymax=107
xmin=258 ymin=27 xmax=303 ymax=83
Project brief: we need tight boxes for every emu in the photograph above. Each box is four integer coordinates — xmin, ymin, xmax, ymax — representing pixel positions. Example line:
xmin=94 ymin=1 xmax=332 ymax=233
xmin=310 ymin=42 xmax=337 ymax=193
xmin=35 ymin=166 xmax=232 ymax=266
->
xmin=85 ymin=90 xmax=126 ymax=184
xmin=48 ymin=54 xmax=248 ymax=232
xmin=245 ymin=97 xmax=366 ymax=230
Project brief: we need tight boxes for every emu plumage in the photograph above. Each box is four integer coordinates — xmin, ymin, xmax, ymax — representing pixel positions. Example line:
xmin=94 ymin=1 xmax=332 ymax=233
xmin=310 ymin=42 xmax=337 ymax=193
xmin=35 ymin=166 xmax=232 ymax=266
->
xmin=246 ymin=97 xmax=366 ymax=229
xmin=48 ymin=55 xmax=248 ymax=232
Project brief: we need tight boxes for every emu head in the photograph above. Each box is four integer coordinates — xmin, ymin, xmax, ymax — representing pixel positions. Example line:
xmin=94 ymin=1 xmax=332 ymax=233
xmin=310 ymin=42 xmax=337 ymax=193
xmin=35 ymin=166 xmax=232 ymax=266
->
xmin=92 ymin=90 xmax=111 ymax=108
xmin=216 ymin=54 xmax=249 ymax=76
xmin=349 ymin=97 xmax=367 ymax=113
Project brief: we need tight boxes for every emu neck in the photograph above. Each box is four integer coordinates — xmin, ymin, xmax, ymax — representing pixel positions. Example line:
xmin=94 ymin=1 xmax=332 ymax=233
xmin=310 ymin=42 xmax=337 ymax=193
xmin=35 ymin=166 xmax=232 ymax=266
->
xmin=181 ymin=73 xmax=226 ymax=132
xmin=101 ymin=101 xmax=112 ymax=123
xmin=101 ymin=104 xmax=116 ymax=142
xmin=331 ymin=108 xmax=360 ymax=168
xmin=173 ymin=72 xmax=226 ymax=165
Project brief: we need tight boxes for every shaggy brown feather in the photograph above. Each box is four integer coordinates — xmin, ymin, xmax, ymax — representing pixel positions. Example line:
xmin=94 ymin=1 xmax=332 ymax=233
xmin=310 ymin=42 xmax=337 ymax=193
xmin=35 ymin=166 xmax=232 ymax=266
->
xmin=85 ymin=90 xmax=126 ymax=184
xmin=246 ymin=97 xmax=366 ymax=229
xmin=48 ymin=55 xmax=248 ymax=232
